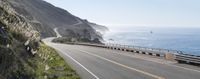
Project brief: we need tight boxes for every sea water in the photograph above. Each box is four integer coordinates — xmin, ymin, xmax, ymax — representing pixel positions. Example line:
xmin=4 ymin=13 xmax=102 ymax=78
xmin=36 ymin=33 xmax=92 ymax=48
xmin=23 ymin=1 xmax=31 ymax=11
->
xmin=103 ymin=26 xmax=200 ymax=55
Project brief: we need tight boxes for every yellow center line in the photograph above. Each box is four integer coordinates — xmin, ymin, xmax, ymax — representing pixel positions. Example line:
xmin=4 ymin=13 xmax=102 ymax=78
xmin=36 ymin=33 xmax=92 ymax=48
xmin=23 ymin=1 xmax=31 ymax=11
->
xmin=77 ymin=49 xmax=165 ymax=79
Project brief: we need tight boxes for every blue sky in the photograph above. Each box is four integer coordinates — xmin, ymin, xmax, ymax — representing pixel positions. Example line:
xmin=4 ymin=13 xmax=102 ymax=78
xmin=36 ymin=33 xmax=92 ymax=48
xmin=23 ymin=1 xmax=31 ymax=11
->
xmin=44 ymin=0 xmax=200 ymax=27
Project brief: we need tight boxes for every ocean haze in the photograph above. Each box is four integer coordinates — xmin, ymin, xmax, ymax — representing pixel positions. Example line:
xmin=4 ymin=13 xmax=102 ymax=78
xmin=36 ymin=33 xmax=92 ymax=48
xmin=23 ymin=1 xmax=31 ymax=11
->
xmin=104 ymin=26 xmax=200 ymax=55
xmin=43 ymin=0 xmax=200 ymax=55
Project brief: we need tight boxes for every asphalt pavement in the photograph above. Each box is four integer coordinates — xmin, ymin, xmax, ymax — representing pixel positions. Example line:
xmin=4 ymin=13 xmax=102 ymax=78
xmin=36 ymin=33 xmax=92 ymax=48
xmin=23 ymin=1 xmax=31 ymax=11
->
xmin=43 ymin=37 xmax=200 ymax=79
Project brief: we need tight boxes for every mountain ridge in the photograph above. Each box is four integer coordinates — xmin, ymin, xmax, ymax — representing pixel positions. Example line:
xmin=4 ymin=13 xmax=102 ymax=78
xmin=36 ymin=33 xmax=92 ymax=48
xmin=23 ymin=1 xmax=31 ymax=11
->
xmin=8 ymin=0 xmax=108 ymax=40
xmin=0 ymin=0 xmax=80 ymax=78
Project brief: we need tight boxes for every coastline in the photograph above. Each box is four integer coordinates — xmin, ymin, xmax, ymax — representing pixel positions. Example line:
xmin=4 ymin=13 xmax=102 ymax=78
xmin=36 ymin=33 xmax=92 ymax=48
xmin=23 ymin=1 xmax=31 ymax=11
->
xmin=103 ymin=27 xmax=200 ymax=56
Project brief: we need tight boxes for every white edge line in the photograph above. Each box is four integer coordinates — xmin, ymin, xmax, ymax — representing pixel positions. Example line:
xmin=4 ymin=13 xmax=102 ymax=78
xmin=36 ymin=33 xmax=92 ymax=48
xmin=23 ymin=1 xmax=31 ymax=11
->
xmin=83 ymin=46 xmax=200 ymax=73
xmin=58 ymin=49 xmax=100 ymax=79
xmin=171 ymin=65 xmax=200 ymax=73
xmin=109 ymin=51 xmax=200 ymax=73
xmin=50 ymin=44 xmax=200 ymax=79
xmin=77 ymin=49 xmax=164 ymax=79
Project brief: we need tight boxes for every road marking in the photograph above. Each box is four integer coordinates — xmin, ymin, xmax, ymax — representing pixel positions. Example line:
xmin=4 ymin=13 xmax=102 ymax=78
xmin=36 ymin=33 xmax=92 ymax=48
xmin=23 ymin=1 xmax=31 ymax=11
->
xmin=80 ymin=46 xmax=200 ymax=73
xmin=170 ymin=64 xmax=200 ymax=73
xmin=77 ymin=49 xmax=165 ymax=79
xmin=108 ymin=50 xmax=200 ymax=73
xmin=57 ymin=49 xmax=100 ymax=79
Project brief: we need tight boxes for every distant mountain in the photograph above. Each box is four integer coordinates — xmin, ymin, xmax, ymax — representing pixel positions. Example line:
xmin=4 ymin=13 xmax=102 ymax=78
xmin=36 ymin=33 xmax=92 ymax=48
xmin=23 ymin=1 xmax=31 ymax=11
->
xmin=7 ymin=0 xmax=108 ymax=40
xmin=88 ymin=22 xmax=109 ymax=35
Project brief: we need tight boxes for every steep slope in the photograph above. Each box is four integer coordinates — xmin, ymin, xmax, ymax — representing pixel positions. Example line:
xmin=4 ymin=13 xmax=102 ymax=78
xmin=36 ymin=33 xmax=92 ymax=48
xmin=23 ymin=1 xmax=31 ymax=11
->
xmin=0 ymin=0 xmax=40 ymax=43
xmin=0 ymin=0 xmax=40 ymax=78
xmin=88 ymin=22 xmax=109 ymax=35
xmin=0 ymin=0 xmax=80 ymax=78
xmin=7 ymin=0 xmax=108 ymax=40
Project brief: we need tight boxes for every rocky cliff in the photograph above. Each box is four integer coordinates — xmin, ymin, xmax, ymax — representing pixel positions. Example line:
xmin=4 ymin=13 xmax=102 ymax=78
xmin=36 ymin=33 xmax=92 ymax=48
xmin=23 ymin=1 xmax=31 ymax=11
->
xmin=0 ymin=0 xmax=40 ymax=78
xmin=7 ymin=0 xmax=108 ymax=40
xmin=0 ymin=0 xmax=81 ymax=78
xmin=0 ymin=0 xmax=107 ymax=78
xmin=0 ymin=0 xmax=40 ymax=42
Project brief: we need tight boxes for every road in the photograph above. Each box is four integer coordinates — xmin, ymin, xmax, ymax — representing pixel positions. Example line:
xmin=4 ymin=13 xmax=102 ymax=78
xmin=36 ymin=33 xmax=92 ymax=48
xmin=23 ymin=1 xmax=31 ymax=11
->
xmin=72 ymin=18 xmax=83 ymax=26
xmin=43 ymin=37 xmax=200 ymax=79
xmin=53 ymin=28 xmax=62 ymax=38
xmin=53 ymin=18 xmax=82 ymax=38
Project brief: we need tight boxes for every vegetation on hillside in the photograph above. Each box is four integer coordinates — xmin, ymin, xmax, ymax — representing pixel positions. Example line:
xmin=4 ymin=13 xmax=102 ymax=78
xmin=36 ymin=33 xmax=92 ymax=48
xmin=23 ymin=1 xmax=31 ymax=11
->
xmin=36 ymin=43 xmax=80 ymax=79
xmin=52 ymin=37 xmax=102 ymax=44
xmin=0 ymin=24 xmax=80 ymax=79
xmin=0 ymin=0 xmax=80 ymax=78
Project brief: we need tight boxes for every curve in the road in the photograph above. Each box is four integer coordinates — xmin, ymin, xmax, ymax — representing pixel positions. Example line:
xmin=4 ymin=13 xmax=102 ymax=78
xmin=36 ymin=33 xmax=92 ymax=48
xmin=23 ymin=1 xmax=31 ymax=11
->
xmin=45 ymin=26 xmax=200 ymax=79
xmin=54 ymin=28 xmax=62 ymax=38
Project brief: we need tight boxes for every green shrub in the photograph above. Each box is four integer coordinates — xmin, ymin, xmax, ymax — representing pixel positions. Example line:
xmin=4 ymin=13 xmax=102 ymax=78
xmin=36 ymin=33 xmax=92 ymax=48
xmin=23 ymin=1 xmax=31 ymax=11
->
xmin=37 ymin=44 xmax=80 ymax=79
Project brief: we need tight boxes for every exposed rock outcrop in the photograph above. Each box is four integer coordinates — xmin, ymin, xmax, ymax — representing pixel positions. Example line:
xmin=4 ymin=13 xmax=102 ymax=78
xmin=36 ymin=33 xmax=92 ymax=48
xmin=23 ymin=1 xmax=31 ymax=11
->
xmin=0 ymin=0 xmax=40 ymax=42
xmin=0 ymin=1 xmax=41 ymax=78
xmin=7 ymin=0 xmax=108 ymax=40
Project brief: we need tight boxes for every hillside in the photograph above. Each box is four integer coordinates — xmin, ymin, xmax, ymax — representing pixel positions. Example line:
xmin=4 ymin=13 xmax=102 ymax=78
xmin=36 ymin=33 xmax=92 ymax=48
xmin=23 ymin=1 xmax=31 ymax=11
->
xmin=0 ymin=0 xmax=108 ymax=78
xmin=7 ymin=0 xmax=108 ymax=40
xmin=0 ymin=0 xmax=80 ymax=78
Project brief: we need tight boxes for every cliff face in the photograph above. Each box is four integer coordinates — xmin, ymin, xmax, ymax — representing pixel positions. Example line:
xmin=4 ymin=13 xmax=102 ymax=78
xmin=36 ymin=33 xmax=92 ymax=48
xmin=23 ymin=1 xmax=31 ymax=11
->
xmin=0 ymin=1 xmax=40 ymax=78
xmin=0 ymin=1 xmax=80 ymax=78
xmin=0 ymin=0 xmax=40 ymax=41
xmin=7 ymin=0 xmax=108 ymax=40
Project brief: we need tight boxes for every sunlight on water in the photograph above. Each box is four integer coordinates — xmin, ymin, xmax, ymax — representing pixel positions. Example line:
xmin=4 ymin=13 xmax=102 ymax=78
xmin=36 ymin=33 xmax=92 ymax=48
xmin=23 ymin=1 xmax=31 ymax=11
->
xmin=104 ymin=26 xmax=200 ymax=55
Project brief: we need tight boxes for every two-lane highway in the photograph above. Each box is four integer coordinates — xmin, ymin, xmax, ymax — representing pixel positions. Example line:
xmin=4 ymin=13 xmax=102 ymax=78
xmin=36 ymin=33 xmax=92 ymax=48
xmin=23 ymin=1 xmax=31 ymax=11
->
xmin=43 ymin=38 xmax=200 ymax=79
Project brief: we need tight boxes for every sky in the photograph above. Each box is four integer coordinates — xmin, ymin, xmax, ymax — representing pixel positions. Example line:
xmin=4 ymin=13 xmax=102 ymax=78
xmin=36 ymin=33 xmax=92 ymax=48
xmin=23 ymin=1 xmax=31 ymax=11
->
xmin=44 ymin=0 xmax=200 ymax=27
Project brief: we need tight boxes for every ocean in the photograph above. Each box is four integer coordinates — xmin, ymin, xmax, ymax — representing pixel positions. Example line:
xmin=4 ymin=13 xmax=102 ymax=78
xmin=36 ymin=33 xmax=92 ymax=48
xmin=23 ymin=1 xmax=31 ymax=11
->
xmin=103 ymin=26 xmax=200 ymax=55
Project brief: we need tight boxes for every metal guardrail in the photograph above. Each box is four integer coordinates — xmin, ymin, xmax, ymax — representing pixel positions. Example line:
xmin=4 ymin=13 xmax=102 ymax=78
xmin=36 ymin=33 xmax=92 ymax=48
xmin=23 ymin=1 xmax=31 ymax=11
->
xmin=175 ymin=53 xmax=200 ymax=65
xmin=105 ymin=43 xmax=181 ymax=54
xmin=105 ymin=44 xmax=166 ymax=57
xmin=74 ymin=42 xmax=200 ymax=65
xmin=75 ymin=43 xmax=169 ymax=57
